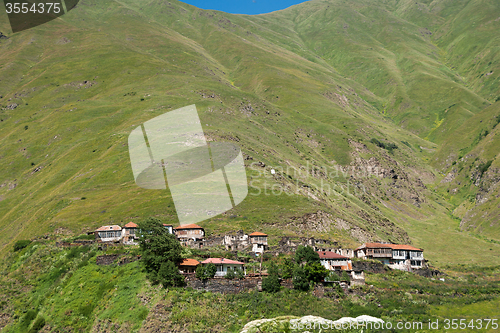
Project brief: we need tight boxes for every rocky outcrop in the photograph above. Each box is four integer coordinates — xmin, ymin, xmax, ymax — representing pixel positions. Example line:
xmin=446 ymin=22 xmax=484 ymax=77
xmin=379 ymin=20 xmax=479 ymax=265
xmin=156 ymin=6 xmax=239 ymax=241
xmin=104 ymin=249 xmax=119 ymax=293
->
xmin=351 ymin=260 xmax=386 ymax=274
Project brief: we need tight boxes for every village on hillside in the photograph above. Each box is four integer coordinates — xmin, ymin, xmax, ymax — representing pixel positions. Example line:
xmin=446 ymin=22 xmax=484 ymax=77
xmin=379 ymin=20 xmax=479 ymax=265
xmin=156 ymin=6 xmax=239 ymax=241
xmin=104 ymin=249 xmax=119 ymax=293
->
xmin=88 ymin=221 xmax=427 ymax=289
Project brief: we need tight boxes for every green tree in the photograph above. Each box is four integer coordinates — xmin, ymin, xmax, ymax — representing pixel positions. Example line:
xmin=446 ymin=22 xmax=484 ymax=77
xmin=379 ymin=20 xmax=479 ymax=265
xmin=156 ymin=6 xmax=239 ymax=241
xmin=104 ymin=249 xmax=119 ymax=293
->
xmin=304 ymin=261 xmax=328 ymax=283
xmin=196 ymin=263 xmax=217 ymax=281
xmin=157 ymin=261 xmax=185 ymax=287
xmin=267 ymin=261 xmax=280 ymax=277
xmin=205 ymin=263 xmax=217 ymax=278
xmin=295 ymin=245 xmax=319 ymax=265
xmin=292 ymin=265 xmax=310 ymax=291
xmin=341 ymin=270 xmax=350 ymax=282
xmin=137 ymin=217 xmax=183 ymax=285
xmin=280 ymin=258 xmax=295 ymax=279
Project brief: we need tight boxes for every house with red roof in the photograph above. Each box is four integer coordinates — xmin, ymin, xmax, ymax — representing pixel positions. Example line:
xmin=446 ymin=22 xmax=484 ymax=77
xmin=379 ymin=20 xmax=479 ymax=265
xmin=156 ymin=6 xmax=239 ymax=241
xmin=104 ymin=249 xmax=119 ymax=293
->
xmin=249 ymin=232 xmax=268 ymax=253
xmin=201 ymin=258 xmax=245 ymax=277
xmin=317 ymin=251 xmax=352 ymax=271
xmin=355 ymin=243 xmax=424 ymax=270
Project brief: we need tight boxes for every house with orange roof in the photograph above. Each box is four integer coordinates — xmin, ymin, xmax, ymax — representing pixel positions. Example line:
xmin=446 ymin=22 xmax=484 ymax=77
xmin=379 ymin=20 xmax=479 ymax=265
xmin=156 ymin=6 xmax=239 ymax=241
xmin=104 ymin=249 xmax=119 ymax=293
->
xmin=122 ymin=222 xmax=138 ymax=244
xmin=355 ymin=243 xmax=424 ymax=270
xmin=249 ymin=232 xmax=268 ymax=253
xmin=178 ymin=258 xmax=200 ymax=274
xmin=201 ymin=258 xmax=245 ymax=277
xmin=94 ymin=225 xmax=123 ymax=242
xmin=174 ymin=223 xmax=205 ymax=248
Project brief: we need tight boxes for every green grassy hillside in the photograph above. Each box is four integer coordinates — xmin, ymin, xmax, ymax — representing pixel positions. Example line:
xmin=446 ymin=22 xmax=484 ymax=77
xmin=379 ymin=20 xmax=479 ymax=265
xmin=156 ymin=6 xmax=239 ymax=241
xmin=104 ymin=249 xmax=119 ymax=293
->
xmin=1 ymin=0 xmax=500 ymax=267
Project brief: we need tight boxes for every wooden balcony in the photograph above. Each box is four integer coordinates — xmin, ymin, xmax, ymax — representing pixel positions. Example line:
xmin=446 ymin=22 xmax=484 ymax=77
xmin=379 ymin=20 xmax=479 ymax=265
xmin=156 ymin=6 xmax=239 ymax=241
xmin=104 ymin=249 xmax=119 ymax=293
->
xmin=366 ymin=248 xmax=392 ymax=258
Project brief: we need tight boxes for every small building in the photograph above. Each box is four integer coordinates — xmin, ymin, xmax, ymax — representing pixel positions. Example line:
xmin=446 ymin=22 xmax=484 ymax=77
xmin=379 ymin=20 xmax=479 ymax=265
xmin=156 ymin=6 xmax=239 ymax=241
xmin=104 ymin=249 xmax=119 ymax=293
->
xmin=95 ymin=225 xmax=122 ymax=242
xmin=201 ymin=258 xmax=245 ymax=277
xmin=224 ymin=230 xmax=249 ymax=251
xmin=317 ymin=251 xmax=352 ymax=271
xmin=350 ymin=270 xmax=366 ymax=286
xmin=178 ymin=258 xmax=200 ymax=274
xmin=122 ymin=222 xmax=139 ymax=244
xmin=355 ymin=243 xmax=424 ymax=270
xmin=174 ymin=223 xmax=205 ymax=247
xmin=163 ymin=224 xmax=174 ymax=234
xmin=249 ymin=232 xmax=268 ymax=253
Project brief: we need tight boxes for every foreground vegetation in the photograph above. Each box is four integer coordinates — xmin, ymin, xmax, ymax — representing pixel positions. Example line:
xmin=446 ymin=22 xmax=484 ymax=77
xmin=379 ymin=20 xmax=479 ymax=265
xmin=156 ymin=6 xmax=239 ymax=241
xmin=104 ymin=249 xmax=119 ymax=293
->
xmin=1 ymin=239 xmax=499 ymax=332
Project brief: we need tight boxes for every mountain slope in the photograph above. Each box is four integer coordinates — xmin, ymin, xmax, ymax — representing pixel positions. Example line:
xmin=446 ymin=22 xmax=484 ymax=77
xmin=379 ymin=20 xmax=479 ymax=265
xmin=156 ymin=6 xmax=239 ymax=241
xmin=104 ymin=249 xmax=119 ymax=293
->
xmin=0 ymin=0 xmax=500 ymax=265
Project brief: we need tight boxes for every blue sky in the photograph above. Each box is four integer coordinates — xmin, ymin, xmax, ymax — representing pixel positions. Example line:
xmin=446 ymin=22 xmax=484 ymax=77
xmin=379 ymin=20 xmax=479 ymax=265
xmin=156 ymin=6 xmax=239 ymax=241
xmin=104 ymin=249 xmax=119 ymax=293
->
xmin=179 ymin=0 xmax=310 ymax=15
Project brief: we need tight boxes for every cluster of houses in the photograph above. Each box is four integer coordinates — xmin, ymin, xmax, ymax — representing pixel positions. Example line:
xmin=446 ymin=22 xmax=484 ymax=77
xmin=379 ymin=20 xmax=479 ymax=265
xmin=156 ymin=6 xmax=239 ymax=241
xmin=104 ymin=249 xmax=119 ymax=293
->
xmin=94 ymin=223 xmax=268 ymax=254
xmin=93 ymin=222 xmax=425 ymax=278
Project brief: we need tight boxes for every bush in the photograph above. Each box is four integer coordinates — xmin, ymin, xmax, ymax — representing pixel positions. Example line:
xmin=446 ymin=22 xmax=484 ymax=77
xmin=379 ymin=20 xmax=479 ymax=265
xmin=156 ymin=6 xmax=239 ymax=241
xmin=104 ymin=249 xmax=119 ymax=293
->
xmin=478 ymin=160 xmax=493 ymax=175
xmin=14 ymin=240 xmax=31 ymax=252
xmin=262 ymin=274 xmax=281 ymax=293
xmin=28 ymin=316 xmax=45 ymax=333
xmin=225 ymin=268 xmax=236 ymax=279
xmin=371 ymin=138 xmax=398 ymax=153
xmin=235 ymin=268 xmax=245 ymax=279
xmin=341 ymin=270 xmax=350 ymax=282
xmin=21 ymin=310 xmax=37 ymax=328
xmin=325 ymin=271 xmax=340 ymax=282
xmin=72 ymin=234 xmax=95 ymax=241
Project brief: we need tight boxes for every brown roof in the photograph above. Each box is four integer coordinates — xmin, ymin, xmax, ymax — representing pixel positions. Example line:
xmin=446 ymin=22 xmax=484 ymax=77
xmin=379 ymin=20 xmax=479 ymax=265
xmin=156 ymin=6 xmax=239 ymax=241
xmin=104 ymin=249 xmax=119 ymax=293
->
xmin=202 ymin=258 xmax=245 ymax=265
xmin=179 ymin=258 xmax=200 ymax=267
xmin=174 ymin=223 xmax=203 ymax=230
xmin=123 ymin=222 xmax=138 ymax=228
xmin=355 ymin=243 xmax=422 ymax=251
xmin=95 ymin=225 xmax=122 ymax=232
xmin=317 ymin=251 xmax=348 ymax=259
xmin=249 ymin=232 xmax=267 ymax=237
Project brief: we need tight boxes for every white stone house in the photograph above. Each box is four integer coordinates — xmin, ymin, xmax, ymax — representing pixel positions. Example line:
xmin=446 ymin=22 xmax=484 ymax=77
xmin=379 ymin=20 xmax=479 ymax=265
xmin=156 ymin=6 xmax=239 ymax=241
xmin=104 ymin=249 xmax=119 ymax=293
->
xmin=122 ymin=222 xmax=139 ymax=244
xmin=249 ymin=232 xmax=268 ymax=253
xmin=163 ymin=224 xmax=174 ymax=234
xmin=355 ymin=243 xmax=424 ymax=270
xmin=317 ymin=251 xmax=352 ymax=271
xmin=95 ymin=225 xmax=123 ymax=242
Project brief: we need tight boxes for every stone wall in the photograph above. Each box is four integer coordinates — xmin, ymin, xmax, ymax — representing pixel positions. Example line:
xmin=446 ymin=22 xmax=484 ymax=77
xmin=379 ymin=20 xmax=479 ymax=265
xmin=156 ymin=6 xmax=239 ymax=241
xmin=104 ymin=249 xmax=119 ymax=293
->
xmin=187 ymin=277 xmax=261 ymax=294
xmin=413 ymin=268 xmax=443 ymax=278
xmin=96 ymin=254 xmax=140 ymax=266
xmin=352 ymin=260 xmax=386 ymax=274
